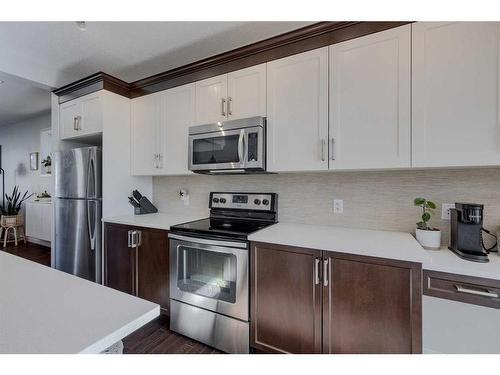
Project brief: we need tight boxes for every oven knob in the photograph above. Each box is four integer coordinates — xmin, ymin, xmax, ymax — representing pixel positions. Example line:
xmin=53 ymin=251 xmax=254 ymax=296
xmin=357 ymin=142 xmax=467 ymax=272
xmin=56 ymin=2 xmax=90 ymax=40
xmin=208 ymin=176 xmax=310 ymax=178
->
xmin=212 ymin=198 xmax=219 ymax=203
xmin=220 ymin=198 xmax=226 ymax=204
xmin=262 ymin=199 xmax=269 ymax=206
xmin=254 ymin=199 xmax=261 ymax=205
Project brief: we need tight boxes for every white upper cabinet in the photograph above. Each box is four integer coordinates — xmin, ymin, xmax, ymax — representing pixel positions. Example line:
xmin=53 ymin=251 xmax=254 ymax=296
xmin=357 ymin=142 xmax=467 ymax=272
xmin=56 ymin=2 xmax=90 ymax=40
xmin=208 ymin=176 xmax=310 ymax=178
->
xmin=195 ymin=74 xmax=228 ymax=125
xmin=329 ymin=25 xmax=411 ymax=170
xmin=267 ymin=47 xmax=329 ymax=172
xmin=162 ymin=83 xmax=195 ymax=175
xmin=195 ymin=64 xmax=267 ymax=125
xmin=227 ymin=64 xmax=266 ymax=120
xmin=412 ymin=22 xmax=500 ymax=167
xmin=131 ymin=92 xmax=162 ymax=175
xmin=60 ymin=92 xmax=103 ymax=140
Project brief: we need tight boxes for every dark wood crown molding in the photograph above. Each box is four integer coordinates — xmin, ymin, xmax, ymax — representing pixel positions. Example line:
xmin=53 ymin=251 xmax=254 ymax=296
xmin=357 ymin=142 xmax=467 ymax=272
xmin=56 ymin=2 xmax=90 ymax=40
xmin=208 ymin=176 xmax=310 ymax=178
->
xmin=52 ymin=72 xmax=131 ymax=103
xmin=53 ymin=21 xmax=412 ymax=101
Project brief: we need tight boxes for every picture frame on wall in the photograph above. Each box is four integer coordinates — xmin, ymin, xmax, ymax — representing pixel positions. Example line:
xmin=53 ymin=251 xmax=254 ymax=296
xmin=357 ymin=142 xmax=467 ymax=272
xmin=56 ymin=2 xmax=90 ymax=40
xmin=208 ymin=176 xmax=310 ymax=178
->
xmin=30 ymin=152 xmax=39 ymax=171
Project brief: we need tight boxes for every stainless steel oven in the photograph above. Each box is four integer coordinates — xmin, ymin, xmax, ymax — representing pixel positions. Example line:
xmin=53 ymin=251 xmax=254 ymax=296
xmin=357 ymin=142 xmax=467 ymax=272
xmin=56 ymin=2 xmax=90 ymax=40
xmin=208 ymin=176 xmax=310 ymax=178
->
xmin=169 ymin=233 xmax=250 ymax=353
xmin=188 ymin=116 xmax=265 ymax=174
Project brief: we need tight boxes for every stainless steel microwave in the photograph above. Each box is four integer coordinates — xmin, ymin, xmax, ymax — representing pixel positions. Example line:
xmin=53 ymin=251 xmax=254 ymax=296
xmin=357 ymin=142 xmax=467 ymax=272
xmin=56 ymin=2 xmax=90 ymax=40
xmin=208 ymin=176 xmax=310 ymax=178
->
xmin=188 ymin=116 xmax=266 ymax=174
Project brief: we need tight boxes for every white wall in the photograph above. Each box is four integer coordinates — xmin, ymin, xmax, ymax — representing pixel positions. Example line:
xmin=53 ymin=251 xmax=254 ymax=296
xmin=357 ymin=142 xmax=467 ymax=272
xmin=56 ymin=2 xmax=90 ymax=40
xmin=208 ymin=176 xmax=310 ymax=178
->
xmin=0 ymin=113 xmax=52 ymax=200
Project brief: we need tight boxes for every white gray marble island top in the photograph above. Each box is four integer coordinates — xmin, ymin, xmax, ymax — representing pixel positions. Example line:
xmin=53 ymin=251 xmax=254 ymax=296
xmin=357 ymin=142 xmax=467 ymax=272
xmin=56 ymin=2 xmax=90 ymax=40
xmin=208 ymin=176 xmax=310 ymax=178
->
xmin=0 ymin=251 xmax=159 ymax=354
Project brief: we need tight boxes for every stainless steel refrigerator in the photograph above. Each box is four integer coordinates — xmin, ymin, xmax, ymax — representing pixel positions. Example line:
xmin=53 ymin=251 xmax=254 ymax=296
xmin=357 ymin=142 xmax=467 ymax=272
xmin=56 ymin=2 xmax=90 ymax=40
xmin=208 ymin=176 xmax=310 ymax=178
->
xmin=54 ymin=147 xmax=102 ymax=283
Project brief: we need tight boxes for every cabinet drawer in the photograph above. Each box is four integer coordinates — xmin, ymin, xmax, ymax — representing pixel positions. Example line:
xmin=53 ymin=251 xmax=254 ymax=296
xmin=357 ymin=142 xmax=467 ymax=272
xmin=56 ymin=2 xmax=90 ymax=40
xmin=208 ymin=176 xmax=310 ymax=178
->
xmin=423 ymin=270 xmax=500 ymax=309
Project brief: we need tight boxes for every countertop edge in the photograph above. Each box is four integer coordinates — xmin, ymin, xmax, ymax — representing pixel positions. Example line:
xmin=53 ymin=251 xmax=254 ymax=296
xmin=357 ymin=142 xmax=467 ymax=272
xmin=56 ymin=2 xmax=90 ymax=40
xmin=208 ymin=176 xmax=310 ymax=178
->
xmin=78 ymin=305 xmax=160 ymax=354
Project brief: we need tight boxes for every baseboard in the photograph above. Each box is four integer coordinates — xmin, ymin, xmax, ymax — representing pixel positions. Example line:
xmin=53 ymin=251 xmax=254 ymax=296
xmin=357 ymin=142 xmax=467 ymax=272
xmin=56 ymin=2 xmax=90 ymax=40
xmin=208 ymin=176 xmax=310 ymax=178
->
xmin=26 ymin=237 xmax=51 ymax=248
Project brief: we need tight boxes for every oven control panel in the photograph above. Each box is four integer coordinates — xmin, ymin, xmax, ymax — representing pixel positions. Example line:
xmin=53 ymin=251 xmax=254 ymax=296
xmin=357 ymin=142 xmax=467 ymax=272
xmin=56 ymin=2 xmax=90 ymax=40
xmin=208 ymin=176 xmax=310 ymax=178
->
xmin=210 ymin=192 xmax=276 ymax=211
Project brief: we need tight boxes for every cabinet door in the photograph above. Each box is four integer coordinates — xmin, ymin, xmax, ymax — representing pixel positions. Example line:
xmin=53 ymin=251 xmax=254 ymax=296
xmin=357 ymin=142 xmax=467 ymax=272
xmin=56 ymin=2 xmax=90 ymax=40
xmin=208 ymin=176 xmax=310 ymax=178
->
xmin=413 ymin=22 xmax=500 ymax=167
xmin=41 ymin=204 xmax=53 ymax=242
xmin=267 ymin=47 xmax=329 ymax=172
xmin=131 ymin=92 xmax=161 ymax=175
xmin=161 ymin=83 xmax=195 ymax=175
xmin=25 ymin=203 xmax=41 ymax=239
xmin=194 ymin=73 xmax=227 ymax=125
xmin=330 ymin=25 xmax=411 ymax=169
xmin=323 ymin=254 xmax=422 ymax=354
xmin=136 ymin=228 xmax=170 ymax=313
xmin=104 ymin=223 xmax=135 ymax=295
xmin=59 ymin=100 xmax=81 ymax=140
xmin=80 ymin=93 xmax=103 ymax=135
xmin=250 ymin=242 xmax=322 ymax=354
xmin=227 ymin=64 xmax=266 ymax=120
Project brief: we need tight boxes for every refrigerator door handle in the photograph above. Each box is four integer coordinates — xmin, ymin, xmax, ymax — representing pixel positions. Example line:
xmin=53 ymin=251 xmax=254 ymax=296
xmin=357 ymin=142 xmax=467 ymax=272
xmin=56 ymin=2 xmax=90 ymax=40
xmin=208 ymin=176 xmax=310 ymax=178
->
xmin=86 ymin=148 xmax=96 ymax=199
xmin=87 ymin=200 xmax=96 ymax=251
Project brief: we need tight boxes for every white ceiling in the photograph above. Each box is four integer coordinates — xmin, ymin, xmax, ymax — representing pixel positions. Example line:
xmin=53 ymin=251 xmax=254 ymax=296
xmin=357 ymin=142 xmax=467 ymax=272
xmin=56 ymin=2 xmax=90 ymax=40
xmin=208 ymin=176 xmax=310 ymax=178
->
xmin=0 ymin=21 xmax=311 ymax=126
xmin=0 ymin=71 xmax=51 ymax=126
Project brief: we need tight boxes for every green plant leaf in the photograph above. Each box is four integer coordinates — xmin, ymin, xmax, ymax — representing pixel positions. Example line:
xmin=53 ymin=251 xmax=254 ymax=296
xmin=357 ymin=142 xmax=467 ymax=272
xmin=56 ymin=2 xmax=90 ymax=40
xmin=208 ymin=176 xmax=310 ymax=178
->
xmin=422 ymin=212 xmax=431 ymax=222
xmin=425 ymin=201 xmax=437 ymax=209
xmin=414 ymin=197 xmax=425 ymax=206
xmin=416 ymin=221 xmax=427 ymax=230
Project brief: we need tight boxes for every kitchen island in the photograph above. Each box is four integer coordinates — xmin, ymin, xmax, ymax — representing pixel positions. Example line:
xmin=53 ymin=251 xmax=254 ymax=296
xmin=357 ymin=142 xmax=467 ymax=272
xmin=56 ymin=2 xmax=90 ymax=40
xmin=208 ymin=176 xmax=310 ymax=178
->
xmin=0 ymin=251 xmax=159 ymax=354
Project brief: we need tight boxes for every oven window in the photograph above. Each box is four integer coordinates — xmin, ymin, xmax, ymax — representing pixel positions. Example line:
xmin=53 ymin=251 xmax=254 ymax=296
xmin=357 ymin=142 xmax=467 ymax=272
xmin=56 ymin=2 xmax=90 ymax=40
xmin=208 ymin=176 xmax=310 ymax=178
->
xmin=192 ymin=134 xmax=240 ymax=165
xmin=177 ymin=246 xmax=237 ymax=303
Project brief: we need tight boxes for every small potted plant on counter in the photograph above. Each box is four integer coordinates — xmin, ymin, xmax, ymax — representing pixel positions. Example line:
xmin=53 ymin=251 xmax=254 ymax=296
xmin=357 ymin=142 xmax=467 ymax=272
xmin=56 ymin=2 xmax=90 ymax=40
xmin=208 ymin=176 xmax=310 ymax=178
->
xmin=414 ymin=197 xmax=441 ymax=250
xmin=41 ymin=155 xmax=51 ymax=174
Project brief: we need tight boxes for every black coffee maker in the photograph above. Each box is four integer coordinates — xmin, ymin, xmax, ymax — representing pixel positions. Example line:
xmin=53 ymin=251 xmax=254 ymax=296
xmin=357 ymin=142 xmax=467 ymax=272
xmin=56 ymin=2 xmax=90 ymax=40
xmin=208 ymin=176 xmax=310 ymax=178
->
xmin=449 ymin=203 xmax=489 ymax=263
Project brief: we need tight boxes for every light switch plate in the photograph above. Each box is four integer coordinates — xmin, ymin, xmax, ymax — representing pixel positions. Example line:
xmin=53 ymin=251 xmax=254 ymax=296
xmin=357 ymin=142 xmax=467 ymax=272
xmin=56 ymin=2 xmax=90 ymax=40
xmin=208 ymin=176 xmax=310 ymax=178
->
xmin=333 ymin=199 xmax=343 ymax=214
xmin=441 ymin=203 xmax=455 ymax=220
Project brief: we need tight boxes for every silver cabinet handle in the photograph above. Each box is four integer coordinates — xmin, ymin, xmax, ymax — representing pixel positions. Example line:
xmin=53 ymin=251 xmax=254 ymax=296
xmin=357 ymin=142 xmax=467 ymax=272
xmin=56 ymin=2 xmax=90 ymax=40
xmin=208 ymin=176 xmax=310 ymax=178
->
xmin=127 ymin=230 xmax=132 ymax=248
xmin=227 ymin=97 xmax=233 ymax=116
xmin=330 ymin=138 xmax=335 ymax=160
xmin=323 ymin=258 xmax=329 ymax=286
xmin=135 ymin=230 xmax=142 ymax=247
xmin=73 ymin=117 xmax=78 ymax=131
xmin=455 ymin=285 xmax=498 ymax=298
xmin=157 ymin=154 xmax=162 ymax=169
xmin=221 ymin=98 xmax=226 ymax=117
xmin=73 ymin=116 xmax=82 ymax=131
xmin=321 ymin=139 xmax=326 ymax=161
xmin=314 ymin=258 xmax=320 ymax=285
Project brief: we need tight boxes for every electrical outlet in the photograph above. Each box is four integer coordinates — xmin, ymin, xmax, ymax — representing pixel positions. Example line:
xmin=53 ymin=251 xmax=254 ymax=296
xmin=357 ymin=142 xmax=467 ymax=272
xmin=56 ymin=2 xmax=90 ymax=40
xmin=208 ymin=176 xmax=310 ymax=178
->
xmin=441 ymin=203 xmax=455 ymax=220
xmin=333 ymin=199 xmax=343 ymax=214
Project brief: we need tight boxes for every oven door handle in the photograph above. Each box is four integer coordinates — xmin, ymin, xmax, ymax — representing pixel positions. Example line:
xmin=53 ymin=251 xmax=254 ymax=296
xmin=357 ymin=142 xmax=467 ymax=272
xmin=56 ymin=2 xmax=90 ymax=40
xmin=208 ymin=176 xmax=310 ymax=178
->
xmin=168 ymin=233 xmax=248 ymax=249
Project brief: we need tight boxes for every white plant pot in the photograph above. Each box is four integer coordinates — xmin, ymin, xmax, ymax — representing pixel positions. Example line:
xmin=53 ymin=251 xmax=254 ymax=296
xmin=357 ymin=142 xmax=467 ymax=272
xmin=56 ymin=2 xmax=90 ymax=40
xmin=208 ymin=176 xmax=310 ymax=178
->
xmin=415 ymin=228 xmax=441 ymax=250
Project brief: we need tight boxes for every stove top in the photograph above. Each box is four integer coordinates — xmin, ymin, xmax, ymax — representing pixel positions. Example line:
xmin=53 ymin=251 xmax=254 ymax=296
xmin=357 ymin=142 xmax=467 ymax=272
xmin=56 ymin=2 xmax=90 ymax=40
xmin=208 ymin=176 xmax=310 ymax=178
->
xmin=170 ymin=217 xmax=274 ymax=240
xmin=170 ymin=192 xmax=278 ymax=240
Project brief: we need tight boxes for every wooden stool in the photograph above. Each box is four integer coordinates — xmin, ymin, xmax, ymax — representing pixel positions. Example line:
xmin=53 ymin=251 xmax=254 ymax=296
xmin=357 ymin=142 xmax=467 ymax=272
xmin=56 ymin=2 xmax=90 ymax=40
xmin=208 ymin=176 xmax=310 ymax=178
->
xmin=0 ymin=215 xmax=26 ymax=247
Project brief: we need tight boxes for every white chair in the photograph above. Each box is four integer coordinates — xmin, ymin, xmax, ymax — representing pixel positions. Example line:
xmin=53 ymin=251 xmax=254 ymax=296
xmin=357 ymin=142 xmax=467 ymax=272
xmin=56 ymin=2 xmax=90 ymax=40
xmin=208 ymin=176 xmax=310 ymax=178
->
xmin=1 ymin=215 xmax=26 ymax=247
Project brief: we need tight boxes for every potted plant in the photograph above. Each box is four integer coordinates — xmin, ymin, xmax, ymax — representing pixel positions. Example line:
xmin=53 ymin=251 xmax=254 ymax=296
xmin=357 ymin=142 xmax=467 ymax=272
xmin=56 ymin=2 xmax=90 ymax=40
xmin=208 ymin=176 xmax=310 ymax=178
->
xmin=414 ymin=197 xmax=441 ymax=250
xmin=41 ymin=155 xmax=52 ymax=174
xmin=1 ymin=186 xmax=33 ymax=225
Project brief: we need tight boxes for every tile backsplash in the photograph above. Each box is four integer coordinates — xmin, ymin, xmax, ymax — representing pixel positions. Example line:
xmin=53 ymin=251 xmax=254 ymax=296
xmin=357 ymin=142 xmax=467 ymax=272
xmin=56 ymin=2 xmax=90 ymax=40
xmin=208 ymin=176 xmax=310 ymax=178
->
xmin=153 ymin=168 xmax=500 ymax=246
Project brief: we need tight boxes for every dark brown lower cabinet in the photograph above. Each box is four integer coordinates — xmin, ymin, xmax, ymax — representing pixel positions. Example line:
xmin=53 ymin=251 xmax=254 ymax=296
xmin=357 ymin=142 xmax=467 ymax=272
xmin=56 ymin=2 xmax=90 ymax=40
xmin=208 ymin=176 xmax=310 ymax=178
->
xmin=251 ymin=242 xmax=322 ymax=353
xmin=250 ymin=242 xmax=422 ymax=354
xmin=104 ymin=223 xmax=170 ymax=314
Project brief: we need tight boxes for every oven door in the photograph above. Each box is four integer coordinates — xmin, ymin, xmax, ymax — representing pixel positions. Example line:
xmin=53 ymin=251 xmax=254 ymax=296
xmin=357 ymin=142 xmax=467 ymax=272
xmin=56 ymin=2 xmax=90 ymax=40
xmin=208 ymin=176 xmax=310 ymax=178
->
xmin=169 ymin=234 xmax=249 ymax=321
xmin=188 ymin=126 xmax=264 ymax=172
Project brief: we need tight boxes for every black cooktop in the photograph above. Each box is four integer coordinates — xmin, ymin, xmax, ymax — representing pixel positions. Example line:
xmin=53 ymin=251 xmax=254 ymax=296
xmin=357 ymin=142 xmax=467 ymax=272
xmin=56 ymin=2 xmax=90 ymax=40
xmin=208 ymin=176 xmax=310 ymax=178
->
xmin=170 ymin=217 xmax=274 ymax=240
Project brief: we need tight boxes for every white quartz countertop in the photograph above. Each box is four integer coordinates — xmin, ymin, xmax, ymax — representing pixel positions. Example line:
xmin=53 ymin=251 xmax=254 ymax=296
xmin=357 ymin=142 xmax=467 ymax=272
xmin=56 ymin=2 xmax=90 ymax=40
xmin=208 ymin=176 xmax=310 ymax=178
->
xmin=102 ymin=213 xmax=202 ymax=231
xmin=248 ymin=222 xmax=429 ymax=264
xmin=423 ymin=247 xmax=500 ymax=281
xmin=0 ymin=251 xmax=159 ymax=354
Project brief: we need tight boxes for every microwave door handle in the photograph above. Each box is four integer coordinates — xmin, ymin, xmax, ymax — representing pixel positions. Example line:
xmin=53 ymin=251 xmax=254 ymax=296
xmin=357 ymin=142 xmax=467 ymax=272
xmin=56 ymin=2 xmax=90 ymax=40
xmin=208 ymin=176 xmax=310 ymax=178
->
xmin=238 ymin=129 xmax=245 ymax=166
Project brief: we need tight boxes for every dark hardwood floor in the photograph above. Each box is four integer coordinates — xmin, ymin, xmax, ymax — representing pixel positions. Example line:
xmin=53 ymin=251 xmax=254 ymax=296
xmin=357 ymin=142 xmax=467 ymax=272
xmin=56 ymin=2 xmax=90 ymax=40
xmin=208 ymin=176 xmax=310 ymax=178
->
xmin=1 ymin=241 xmax=51 ymax=266
xmin=123 ymin=315 xmax=221 ymax=354
xmin=2 ymin=240 xmax=221 ymax=354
